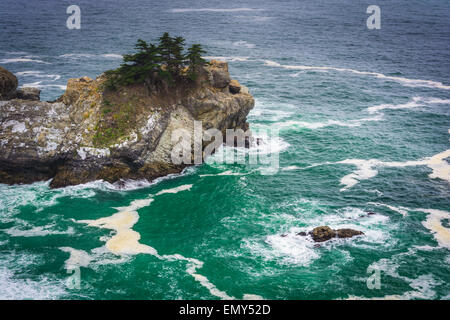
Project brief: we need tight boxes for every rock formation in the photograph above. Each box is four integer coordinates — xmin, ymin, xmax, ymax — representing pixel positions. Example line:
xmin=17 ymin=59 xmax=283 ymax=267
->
xmin=0 ymin=66 xmax=19 ymax=100
xmin=0 ymin=60 xmax=254 ymax=188
xmin=308 ymin=226 xmax=364 ymax=242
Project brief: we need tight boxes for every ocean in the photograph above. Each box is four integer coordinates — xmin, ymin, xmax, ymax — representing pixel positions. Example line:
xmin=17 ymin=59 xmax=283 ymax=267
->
xmin=0 ymin=0 xmax=449 ymax=299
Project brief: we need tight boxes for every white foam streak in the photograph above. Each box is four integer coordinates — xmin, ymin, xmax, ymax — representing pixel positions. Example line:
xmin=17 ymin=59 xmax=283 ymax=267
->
xmin=156 ymin=184 xmax=192 ymax=195
xmin=419 ymin=209 xmax=450 ymax=250
xmin=0 ymin=58 xmax=50 ymax=64
xmin=5 ymin=225 xmax=74 ymax=237
xmin=338 ymin=149 xmax=450 ymax=191
xmin=170 ymin=8 xmax=264 ymax=13
xmin=273 ymin=115 xmax=383 ymax=131
xmin=203 ymin=56 xmax=249 ymax=62
xmin=15 ymin=71 xmax=60 ymax=81
xmin=263 ymin=60 xmax=450 ymax=90
xmin=367 ymin=96 xmax=450 ymax=114
xmin=76 ymin=184 xmax=259 ymax=299
xmin=22 ymin=81 xmax=67 ymax=90
xmin=59 ymin=53 xmax=122 ymax=59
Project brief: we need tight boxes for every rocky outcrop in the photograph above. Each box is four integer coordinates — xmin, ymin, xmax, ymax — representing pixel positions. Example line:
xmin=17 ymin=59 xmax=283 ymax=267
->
xmin=229 ymin=79 xmax=241 ymax=94
xmin=0 ymin=61 xmax=254 ymax=188
xmin=308 ymin=226 xmax=364 ymax=242
xmin=0 ymin=67 xmax=41 ymax=101
xmin=0 ymin=66 xmax=18 ymax=100
xmin=16 ymin=87 xmax=41 ymax=101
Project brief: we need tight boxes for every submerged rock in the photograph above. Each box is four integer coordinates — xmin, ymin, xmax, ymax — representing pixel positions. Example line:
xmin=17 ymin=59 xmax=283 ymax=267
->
xmin=308 ymin=225 xmax=364 ymax=242
xmin=0 ymin=61 xmax=254 ymax=187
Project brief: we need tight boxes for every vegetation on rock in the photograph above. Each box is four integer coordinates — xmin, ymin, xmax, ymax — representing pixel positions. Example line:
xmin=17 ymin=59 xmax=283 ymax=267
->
xmin=94 ymin=33 xmax=207 ymax=147
xmin=104 ymin=33 xmax=206 ymax=89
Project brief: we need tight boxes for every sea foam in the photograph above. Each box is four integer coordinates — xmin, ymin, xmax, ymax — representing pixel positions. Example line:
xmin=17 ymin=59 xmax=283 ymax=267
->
xmin=263 ymin=60 xmax=450 ymax=90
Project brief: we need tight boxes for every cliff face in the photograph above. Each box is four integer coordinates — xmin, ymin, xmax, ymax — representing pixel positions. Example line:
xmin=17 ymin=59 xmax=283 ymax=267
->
xmin=0 ymin=60 xmax=254 ymax=188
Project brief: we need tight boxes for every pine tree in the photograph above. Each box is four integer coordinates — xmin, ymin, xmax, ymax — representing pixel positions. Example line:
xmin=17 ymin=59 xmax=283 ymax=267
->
xmin=186 ymin=44 xmax=206 ymax=80
xmin=104 ymin=33 xmax=208 ymax=89
xmin=157 ymin=33 xmax=186 ymax=79
xmin=105 ymin=39 xmax=161 ymax=87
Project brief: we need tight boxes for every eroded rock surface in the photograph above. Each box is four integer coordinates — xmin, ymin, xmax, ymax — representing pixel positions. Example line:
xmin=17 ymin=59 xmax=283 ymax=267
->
xmin=0 ymin=61 xmax=254 ymax=187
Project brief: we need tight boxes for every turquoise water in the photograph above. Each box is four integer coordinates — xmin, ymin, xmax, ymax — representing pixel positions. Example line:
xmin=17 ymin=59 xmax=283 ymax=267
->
xmin=0 ymin=0 xmax=449 ymax=299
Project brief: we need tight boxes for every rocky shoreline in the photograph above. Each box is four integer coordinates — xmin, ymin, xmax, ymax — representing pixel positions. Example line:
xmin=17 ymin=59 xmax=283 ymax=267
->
xmin=0 ymin=60 xmax=254 ymax=188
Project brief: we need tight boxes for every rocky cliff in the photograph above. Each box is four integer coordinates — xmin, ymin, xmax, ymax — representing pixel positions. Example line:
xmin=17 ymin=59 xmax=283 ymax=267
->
xmin=0 ymin=60 xmax=254 ymax=188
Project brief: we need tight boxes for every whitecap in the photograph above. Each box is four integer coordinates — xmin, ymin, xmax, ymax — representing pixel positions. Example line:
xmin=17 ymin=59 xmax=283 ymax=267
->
xmin=170 ymin=8 xmax=265 ymax=13
xmin=0 ymin=58 xmax=50 ymax=64
xmin=269 ymin=115 xmax=383 ymax=131
xmin=369 ymin=202 xmax=409 ymax=217
xmin=262 ymin=60 xmax=450 ymax=90
xmin=203 ymin=56 xmax=249 ymax=62
xmin=22 ymin=82 xmax=66 ymax=90
xmin=0 ymin=252 xmax=67 ymax=299
xmin=15 ymin=71 xmax=60 ymax=81
xmin=232 ymin=41 xmax=255 ymax=49
xmin=367 ymin=96 xmax=450 ymax=114
xmin=4 ymin=224 xmax=75 ymax=237
xmin=59 ymin=53 xmax=122 ymax=59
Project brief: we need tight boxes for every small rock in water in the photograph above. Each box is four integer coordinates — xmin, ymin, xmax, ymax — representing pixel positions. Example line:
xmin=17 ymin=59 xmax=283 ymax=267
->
xmin=309 ymin=226 xmax=336 ymax=242
xmin=336 ymin=228 xmax=364 ymax=239
xmin=366 ymin=211 xmax=376 ymax=215
xmin=296 ymin=232 xmax=307 ymax=236
xmin=308 ymin=225 xmax=364 ymax=242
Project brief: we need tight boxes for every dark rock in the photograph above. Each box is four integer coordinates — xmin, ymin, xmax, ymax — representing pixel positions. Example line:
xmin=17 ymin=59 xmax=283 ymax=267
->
xmin=229 ymin=79 xmax=241 ymax=94
xmin=366 ymin=211 xmax=376 ymax=215
xmin=308 ymin=225 xmax=364 ymax=242
xmin=309 ymin=226 xmax=336 ymax=242
xmin=16 ymin=87 xmax=41 ymax=101
xmin=336 ymin=228 xmax=364 ymax=238
xmin=0 ymin=66 xmax=18 ymax=100
xmin=212 ymin=69 xmax=230 ymax=88
xmin=296 ymin=231 xmax=307 ymax=236
xmin=256 ymin=138 xmax=263 ymax=146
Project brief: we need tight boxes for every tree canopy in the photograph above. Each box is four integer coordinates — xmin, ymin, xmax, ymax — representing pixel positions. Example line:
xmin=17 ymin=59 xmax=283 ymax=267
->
xmin=105 ymin=33 xmax=207 ymax=88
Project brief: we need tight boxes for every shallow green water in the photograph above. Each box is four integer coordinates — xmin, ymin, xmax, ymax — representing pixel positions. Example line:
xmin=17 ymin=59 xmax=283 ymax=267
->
xmin=0 ymin=0 xmax=449 ymax=299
